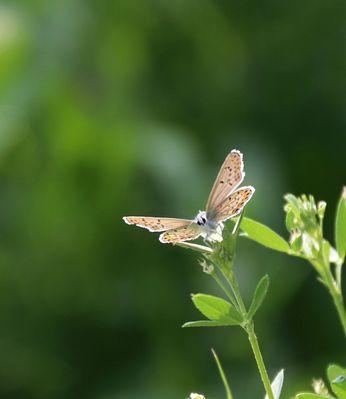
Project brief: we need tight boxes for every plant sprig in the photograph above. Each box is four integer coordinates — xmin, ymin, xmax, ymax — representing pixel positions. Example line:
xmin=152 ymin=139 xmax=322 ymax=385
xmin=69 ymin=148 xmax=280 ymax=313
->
xmin=183 ymin=212 xmax=281 ymax=399
xmin=239 ymin=188 xmax=346 ymax=336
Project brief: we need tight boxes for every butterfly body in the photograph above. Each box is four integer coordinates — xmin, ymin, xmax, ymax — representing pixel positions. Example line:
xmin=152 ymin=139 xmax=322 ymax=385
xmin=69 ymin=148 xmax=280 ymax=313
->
xmin=123 ymin=149 xmax=255 ymax=244
xmin=195 ymin=210 xmax=224 ymax=242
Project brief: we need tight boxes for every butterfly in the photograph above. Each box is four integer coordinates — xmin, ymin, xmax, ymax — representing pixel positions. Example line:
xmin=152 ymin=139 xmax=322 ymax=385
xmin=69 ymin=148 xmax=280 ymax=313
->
xmin=123 ymin=149 xmax=255 ymax=244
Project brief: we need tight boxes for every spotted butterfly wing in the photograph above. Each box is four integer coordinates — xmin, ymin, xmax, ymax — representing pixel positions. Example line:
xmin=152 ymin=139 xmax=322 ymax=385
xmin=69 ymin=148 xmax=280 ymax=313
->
xmin=208 ymin=186 xmax=255 ymax=223
xmin=206 ymin=150 xmax=244 ymax=214
xmin=159 ymin=223 xmax=202 ymax=243
xmin=123 ymin=216 xmax=192 ymax=232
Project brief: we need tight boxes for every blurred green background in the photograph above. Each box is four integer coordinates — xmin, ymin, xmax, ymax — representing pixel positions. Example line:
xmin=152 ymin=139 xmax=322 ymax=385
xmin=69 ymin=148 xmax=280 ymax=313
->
xmin=0 ymin=1 xmax=345 ymax=398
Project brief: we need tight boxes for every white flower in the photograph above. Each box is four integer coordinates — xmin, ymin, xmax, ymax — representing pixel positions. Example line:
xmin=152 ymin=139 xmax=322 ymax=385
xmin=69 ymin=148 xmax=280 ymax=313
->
xmin=189 ymin=393 xmax=206 ymax=399
xmin=198 ymin=259 xmax=214 ymax=274
xmin=312 ymin=378 xmax=329 ymax=396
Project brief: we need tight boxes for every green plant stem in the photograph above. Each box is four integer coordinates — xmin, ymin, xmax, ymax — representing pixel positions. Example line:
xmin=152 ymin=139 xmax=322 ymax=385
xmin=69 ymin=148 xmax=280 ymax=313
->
xmin=213 ymin=265 xmax=275 ymax=399
xmin=210 ymin=269 xmax=238 ymax=308
xmin=246 ymin=322 xmax=275 ymax=399
xmin=227 ymin=271 xmax=247 ymax=316
xmin=336 ymin=261 xmax=343 ymax=290
xmin=332 ymin=289 xmax=346 ymax=336
xmin=314 ymin=254 xmax=346 ymax=336
xmin=324 ymin=267 xmax=346 ymax=336
xmin=211 ymin=211 xmax=275 ymax=399
xmin=228 ymin=273 xmax=275 ymax=399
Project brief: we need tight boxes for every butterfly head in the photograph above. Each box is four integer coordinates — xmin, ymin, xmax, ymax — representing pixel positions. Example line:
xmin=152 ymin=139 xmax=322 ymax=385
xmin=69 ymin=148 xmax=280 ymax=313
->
xmin=195 ymin=211 xmax=207 ymax=226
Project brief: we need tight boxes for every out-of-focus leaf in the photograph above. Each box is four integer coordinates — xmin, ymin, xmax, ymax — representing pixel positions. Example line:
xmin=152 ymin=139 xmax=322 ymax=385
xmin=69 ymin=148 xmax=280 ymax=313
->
xmin=295 ymin=394 xmax=328 ymax=399
xmin=335 ymin=187 xmax=346 ymax=261
xmin=241 ymin=217 xmax=291 ymax=253
xmin=248 ymin=275 xmax=269 ymax=319
xmin=327 ymin=364 xmax=346 ymax=383
xmin=265 ymin=369 xmax=284 ymax=399
xmin=182 ymin=320 xmax=229 ymax=328
xmin=191 ymin=294 xmax=243 ymax=325
xmin=331 ymin=375 xmax=346 ymax=399
xmin=327 ymin=364 xmax=346 ymax=399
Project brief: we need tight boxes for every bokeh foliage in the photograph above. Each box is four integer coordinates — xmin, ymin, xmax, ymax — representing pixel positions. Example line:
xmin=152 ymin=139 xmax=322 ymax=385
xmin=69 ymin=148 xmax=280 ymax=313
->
xmin=0 ymin=1 xmax=345 ymax=398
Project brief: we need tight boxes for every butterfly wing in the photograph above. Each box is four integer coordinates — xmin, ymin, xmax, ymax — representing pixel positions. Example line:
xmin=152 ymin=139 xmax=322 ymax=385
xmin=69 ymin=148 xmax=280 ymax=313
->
xmin=208 ymin=186 xmax=255 ymax=223
xmin=159 ymin=223 xmax=202 ymax=243
xmin=206 ymin=149 xmax=245 ymax=214
xmin=123 ymin=216 xmax=192 ymax=232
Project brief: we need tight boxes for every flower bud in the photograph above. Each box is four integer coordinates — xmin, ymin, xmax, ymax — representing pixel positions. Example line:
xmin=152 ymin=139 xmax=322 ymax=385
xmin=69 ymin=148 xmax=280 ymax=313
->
xmin=317 ymin=201 xmax=327 ymax=219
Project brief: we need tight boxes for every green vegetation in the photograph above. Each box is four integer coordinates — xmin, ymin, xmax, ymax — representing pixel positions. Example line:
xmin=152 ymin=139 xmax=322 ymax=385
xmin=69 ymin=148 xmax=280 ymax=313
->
xmin=0 ymin=1 xmax=345 ymax=399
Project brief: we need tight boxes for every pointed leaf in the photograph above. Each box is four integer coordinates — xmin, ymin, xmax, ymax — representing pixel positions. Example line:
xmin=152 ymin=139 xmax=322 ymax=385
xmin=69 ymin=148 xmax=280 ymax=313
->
xmin=211 ymin=349 xmax=234 ymax=399
xmin=335 ymin=187 xmax=346 ymax=261
xmin=248 ymin=275 xmax=270 ymax=319
xmin=192 ymin=294 xmax=243 ymax=325
xmin=182 ymin=320 xmax=230 ymax=328
xmin=241 ymin=218 xmax=291 ymax=254
xmin=295 ymin=394 xmax=328 ymax=399
xmin=265 ymin=369 xmax=284 ymax=399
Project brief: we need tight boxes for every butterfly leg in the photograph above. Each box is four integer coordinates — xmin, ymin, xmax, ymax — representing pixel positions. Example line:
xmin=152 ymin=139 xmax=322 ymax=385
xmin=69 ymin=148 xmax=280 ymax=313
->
xmin=202 ymin=237 xmax=213 ymax=247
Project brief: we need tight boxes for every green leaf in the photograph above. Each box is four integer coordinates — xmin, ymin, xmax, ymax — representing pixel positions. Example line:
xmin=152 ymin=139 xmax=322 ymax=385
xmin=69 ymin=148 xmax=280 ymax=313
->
xmin=335 ymin=187 xmax=346 ymax=261
xmin=241 ymin=217 xmax=291 ymax=254
xmin=331 ymin=375 xmax=346 ymax=399
xmin=191 ymin=294 xmax=243 ymax=325
xmin=248 ymin=275 xmax=269 ymax=319
xmin=327 ymin=364 xmax=346 ymax=384
xmin=182 ymin=320 xmax=230 ymax=328
xmin=295 ymin=394 xmax=329 ymax=399
xmin=327 ymin=364 xmax=346 ymax=399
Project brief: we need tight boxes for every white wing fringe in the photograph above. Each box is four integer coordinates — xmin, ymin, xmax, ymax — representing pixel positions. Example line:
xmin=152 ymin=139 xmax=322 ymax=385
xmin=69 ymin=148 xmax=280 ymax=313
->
xmin=265 ymin=369 xmax=284 ymax=399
